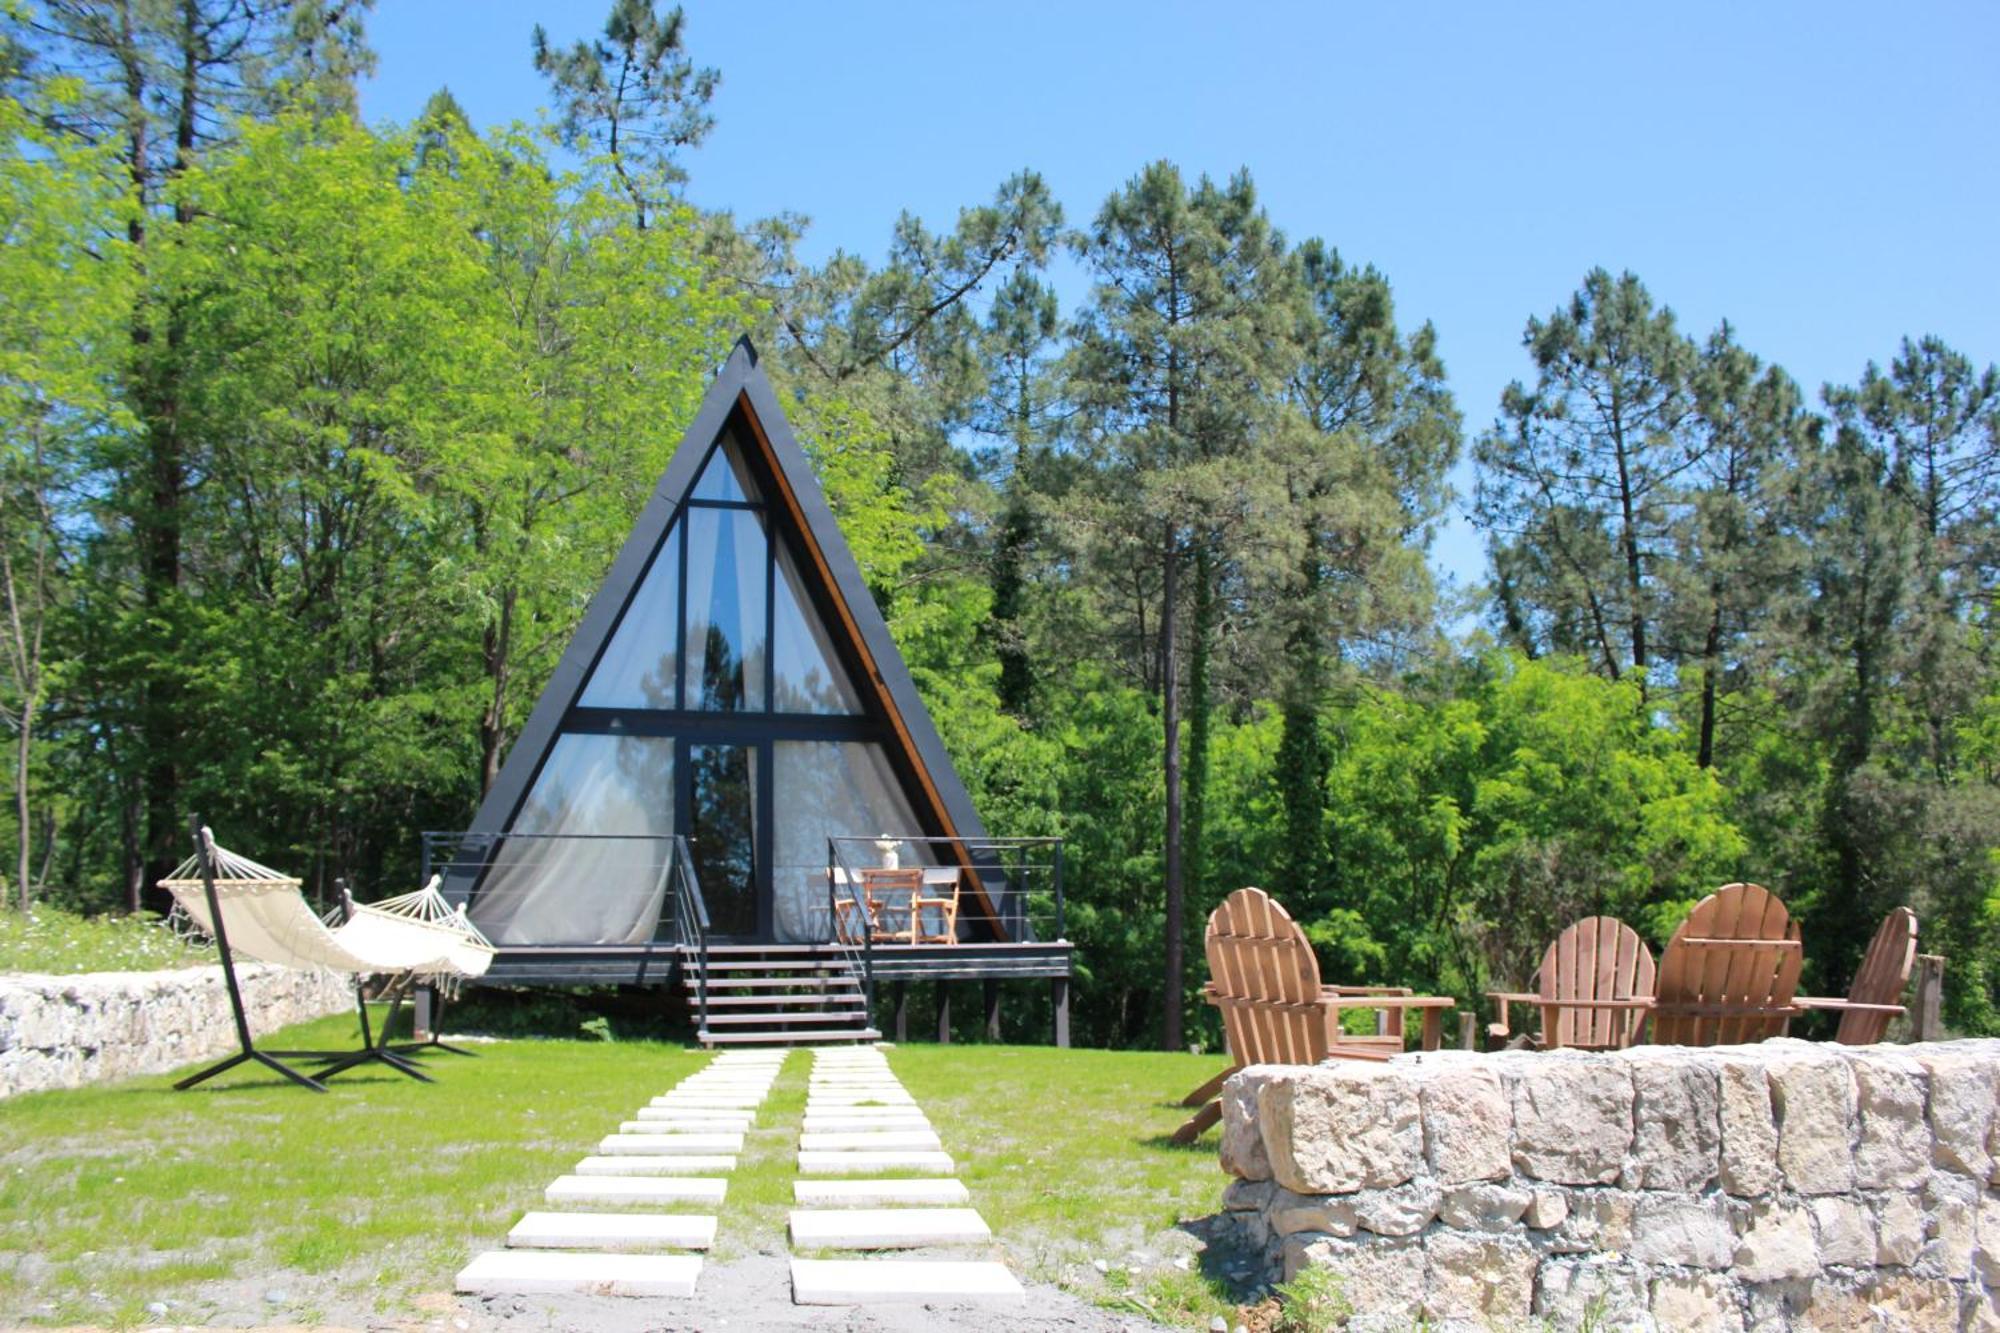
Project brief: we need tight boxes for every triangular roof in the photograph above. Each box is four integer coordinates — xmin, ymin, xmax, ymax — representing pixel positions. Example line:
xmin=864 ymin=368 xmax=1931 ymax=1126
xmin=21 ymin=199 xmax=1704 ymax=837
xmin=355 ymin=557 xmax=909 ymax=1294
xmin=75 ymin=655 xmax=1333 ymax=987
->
xmin=461 ymin=337 xmax=998 ymax=931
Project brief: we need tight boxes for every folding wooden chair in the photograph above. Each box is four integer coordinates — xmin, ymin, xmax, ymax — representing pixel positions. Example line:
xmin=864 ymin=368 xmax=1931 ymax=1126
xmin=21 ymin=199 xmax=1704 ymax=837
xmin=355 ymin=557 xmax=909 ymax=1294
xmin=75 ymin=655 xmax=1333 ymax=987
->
xmin=913 ymin=870 xmax=961 ymax=944
xmin=858 ymin=867 xmax=923 ymax=945
xmin=1794 ymin=907 xmax=1919 ymax=1044
xmin=1651 ymin=883 xmax=1802 ymax=1046
xmin=1172 ymin=887 xmax=1455 ymax=1144
xmin=1488 ymin=915 xmax=1655 ymax=1050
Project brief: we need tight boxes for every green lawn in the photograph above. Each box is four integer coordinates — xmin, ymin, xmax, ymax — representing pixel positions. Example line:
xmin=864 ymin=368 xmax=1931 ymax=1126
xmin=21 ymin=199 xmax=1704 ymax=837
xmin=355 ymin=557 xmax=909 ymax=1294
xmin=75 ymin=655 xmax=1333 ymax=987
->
xmin=0 ymin=1020 xmax=1240 ymax=1327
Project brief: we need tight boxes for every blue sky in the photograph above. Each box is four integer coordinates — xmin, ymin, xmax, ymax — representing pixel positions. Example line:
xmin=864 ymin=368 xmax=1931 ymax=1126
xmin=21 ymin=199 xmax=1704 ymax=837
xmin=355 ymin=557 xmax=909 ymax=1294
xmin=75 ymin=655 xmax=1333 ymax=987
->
xmin=359 ymin=2 xmax=2000 ymax=597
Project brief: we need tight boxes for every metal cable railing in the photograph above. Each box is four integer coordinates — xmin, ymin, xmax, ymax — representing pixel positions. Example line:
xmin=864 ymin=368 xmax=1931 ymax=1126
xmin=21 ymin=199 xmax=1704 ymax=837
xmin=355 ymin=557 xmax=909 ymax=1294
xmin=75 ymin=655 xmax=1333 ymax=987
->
xmin=420 ymin=830 xmax=710 ymax=997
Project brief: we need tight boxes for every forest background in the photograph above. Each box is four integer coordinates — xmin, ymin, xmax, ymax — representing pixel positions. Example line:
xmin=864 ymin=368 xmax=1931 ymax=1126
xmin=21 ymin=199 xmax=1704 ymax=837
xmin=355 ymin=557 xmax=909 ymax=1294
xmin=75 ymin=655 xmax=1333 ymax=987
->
xmin=1 ymin=0 xmax=1996 ymax=1044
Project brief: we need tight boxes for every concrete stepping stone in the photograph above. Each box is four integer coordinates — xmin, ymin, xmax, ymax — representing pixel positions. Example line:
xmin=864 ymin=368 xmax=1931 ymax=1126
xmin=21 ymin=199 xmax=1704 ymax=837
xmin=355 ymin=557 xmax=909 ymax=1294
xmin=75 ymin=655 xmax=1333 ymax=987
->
xmin=790 ymin=1207 xmax=991 ymax=1249
xmin=598 ymin=1132 xmax=744 ymax=1155
xmin=457 ymin=1250 xmax=700 ymax=1297
xmin=802 ymin=1115 xmax=930 ymax=1134
xmin=546 ymin=1174 xmax=727 ymax=1205
xmin=621 ymin=1117 xmax=751 ymax=1134
xmin=801 ymin=1105 xmax=926 ymax=1117
xmin=798 ymin=1150 xmax=954 ymax=1174
xmin=789 ymin=1258 xmax=1022 ymax=1305
xmin=509 ymin=1210 xmax=717 ymax=1251
xmin=808 ymin=1091 xmax=914 ymax=1106
xmin=632 ymin=1108 xmax=754 ymax=1125
xmin=793 ymin=1178 xmax=970 ymax=1207
xmin=800 ymin=1130 xmax=943 ymax=1151
xmin=647 ymin=1097 xmax=763 ymax=1110
xmin=573 ymin=1155 xmax=736 ymax=1176
xmin=678 ymin=1079 xmax=774 ymax=1090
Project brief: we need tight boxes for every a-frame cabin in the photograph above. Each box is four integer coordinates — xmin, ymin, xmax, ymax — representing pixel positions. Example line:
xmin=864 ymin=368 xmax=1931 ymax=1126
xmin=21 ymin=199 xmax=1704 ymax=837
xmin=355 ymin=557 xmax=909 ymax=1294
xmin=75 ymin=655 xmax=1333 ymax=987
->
xmin=437 ymin=339 xmax=1071 ymax=1044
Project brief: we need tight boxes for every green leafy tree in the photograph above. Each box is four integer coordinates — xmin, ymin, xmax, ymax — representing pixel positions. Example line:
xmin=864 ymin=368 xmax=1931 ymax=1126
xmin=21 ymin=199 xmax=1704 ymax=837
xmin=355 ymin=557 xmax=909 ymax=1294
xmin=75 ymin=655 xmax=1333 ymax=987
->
xmin=1069 ymin=162 xmax=1299 ymax=1048
xmin=1269 ymin=239 xmax=1459 ymax=899
xmin=1476 ymin=269 xmax=1698 ymax=682
xmin=5 ymin=0 xmax=373 ymax=900
xmin=0 ymin=88 xmax=133 ymax=906
xmin=532 ymin=0 xmax=716 ymax=228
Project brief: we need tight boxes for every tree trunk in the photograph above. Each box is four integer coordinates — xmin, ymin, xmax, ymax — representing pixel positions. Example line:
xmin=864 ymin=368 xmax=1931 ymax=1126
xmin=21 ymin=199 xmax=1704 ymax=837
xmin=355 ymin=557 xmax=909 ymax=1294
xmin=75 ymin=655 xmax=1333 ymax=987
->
xmin=1160 ymin=521 xmax=1184 ymax=1051
xmin=1697 ymin=591 xmax=1723 ymax=769
xmin=15 ymin=695 xmax=32 ymax=911
xmin=1183 ymin=540 xmax=1215 ymax=939
xmin=479 ymin=587 xmax=515 ymax=796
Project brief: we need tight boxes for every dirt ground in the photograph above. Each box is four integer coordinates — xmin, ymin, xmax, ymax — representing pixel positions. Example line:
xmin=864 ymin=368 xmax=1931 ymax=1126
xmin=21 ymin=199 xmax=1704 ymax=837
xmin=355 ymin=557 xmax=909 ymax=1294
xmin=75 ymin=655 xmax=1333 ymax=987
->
xmin=33 ymin=1253 xmax=1188 ymax=1332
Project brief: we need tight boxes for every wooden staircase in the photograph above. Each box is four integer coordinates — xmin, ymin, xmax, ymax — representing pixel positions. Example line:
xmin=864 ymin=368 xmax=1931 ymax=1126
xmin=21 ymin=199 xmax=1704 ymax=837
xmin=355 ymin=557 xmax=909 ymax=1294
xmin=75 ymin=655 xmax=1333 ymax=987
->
xmin=684 ymin=944 xmax=881 ymax=1047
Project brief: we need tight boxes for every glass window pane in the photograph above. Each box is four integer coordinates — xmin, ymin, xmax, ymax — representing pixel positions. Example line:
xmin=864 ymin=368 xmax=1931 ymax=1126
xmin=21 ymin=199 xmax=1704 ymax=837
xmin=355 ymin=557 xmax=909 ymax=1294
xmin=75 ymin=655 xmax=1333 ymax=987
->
xmin=684 ymin=507 xmax=767 ymax=711
xmin=689 ymin=744 xmax=758 ymax=936
xmin=769 ymin=741 xmax=928 ymax=942
xmin=772 ymin=541 xmax=862 ymax=715
xmin=579 ymin=519 xmax=682 ymax=709
xmin=468 ymin=734 xmax=675 ymax=945
xmin=689 ymin=434 xmax=760 ymax=502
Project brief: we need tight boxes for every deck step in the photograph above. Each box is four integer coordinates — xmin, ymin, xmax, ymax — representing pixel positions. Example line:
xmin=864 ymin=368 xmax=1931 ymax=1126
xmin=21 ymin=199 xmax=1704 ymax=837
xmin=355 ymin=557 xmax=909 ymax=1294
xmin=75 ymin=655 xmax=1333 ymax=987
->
xmin=700 ymin=1028 xmax=880 ymax=1045
xmin=687 ymin=976 xmax=863 ymax=990
xmin=686 ymin=957 xmax=864 ymax=971
xmin=457 ymin=1250 xmax=700 ymax=1297
xmin=508 ymin=1211 xmax=716 ymax=1252
xmin=703 ymin=1010 xmax=870 ymax=1026
xmin=793 ymin=1178 xmax=970 ymax=1207
xmin=697 ymin=992 xmax=865 ymax=1006
xmin=789 ymin=1258 xmax=1022 ymax=1306
xmin=789 ymin=1207 xmax=991 ymax=1250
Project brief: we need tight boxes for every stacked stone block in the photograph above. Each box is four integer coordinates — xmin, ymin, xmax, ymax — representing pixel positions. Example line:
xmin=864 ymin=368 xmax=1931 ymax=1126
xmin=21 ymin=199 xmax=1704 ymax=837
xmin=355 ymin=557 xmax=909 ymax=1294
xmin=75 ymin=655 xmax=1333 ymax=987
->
xmin=1219 ymin=1038 xmax=2000 ymax=1330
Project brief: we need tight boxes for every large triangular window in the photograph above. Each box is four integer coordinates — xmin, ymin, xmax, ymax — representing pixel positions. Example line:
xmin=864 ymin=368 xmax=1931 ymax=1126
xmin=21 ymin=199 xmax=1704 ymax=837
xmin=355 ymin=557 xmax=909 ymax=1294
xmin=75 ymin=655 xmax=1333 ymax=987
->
xmin=773 ymin=541 xmax=861 ymax=714
xmin=579 ymin=519 xmax=682 ymax=709
xmin=459 ymin=344 xmax=994 ymax=950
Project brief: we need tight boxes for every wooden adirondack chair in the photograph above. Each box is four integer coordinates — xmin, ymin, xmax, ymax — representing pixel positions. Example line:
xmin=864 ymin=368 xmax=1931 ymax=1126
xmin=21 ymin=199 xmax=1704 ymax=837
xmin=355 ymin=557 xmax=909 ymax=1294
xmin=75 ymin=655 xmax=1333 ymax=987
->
xmin=1794 ymin=907 xmax=1919 ymax=1045
xmin=1651 ymin=883 xmax=1803 ymax=1046
xmin=1172 ymin=887 xmax=1455 ymax=1144
xmin=1487 ymin=916 xmax=1656 ymax=1050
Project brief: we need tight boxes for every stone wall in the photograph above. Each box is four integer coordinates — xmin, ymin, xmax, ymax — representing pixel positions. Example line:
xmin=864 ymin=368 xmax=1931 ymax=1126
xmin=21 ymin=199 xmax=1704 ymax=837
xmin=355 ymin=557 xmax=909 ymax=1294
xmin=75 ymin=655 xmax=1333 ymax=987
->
xmin=0 ymin=963 xmax=354 ymax=1098
xmin=1219 ymin=1039 xmax=2000 ymax=1331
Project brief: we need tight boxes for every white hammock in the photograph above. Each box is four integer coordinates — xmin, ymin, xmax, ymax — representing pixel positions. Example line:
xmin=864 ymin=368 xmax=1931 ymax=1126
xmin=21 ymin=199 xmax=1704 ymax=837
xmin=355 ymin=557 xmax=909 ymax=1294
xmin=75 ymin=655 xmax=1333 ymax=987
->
xmin=159 ymin=837 xmax=494 ymax=983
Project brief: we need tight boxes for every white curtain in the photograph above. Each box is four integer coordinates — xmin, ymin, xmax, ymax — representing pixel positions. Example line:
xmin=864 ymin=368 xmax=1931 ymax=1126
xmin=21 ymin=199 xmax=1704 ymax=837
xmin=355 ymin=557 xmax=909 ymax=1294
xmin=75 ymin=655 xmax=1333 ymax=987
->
xmin=468 ymin=734 xmax=676 ymax=945
xmin=579 ymin=521 xmax=681 ymax=709
xmin=772 ymin=542 xmax=861 ymax=715
xmin=770 ymin=741 xmax=929 ymax=942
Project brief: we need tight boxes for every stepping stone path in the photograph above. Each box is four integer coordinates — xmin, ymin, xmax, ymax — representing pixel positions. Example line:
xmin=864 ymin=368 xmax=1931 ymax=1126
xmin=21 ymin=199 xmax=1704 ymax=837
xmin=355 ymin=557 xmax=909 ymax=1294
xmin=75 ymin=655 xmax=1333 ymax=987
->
xmin=455 ymin=1048 xmax=786 ymax=1301
xmin=787 ymin=1047 xmax=1023 ymax=1305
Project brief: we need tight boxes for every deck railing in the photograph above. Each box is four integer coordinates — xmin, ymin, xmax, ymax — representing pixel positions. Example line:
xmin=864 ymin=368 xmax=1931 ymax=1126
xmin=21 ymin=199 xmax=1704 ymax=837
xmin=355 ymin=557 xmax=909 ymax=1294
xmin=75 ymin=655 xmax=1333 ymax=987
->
xmin=420 ymin=830 xmax=709 ymax=1010
xmin=825 ymin=834 xmax=1065 ymax=1027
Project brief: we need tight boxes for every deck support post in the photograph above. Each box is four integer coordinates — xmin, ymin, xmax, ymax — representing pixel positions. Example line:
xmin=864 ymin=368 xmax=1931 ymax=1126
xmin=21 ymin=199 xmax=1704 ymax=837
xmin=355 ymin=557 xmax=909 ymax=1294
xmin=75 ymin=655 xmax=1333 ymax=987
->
xmin=892 ymin=980 xmax=909 ymax=1043
xmin=983 ymin=979 xmax=1001 ymax=1041
xmin=414 ymin=986 xmax=435 ymax=1042
xmin=1911 ymin=954 xmax=1946 ymax=1041
xmin=935 ymin=983 xmax=951 ymax=1044
xmin=1051 ymin=976 xmax=1070 ymax=1048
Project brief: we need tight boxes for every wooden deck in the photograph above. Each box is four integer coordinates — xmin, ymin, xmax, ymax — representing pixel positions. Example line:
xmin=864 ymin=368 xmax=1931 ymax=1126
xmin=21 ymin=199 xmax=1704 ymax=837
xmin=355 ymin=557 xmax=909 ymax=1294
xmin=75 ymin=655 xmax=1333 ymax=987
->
xmin=477 ymin=939 xmax=1072 ymax=987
